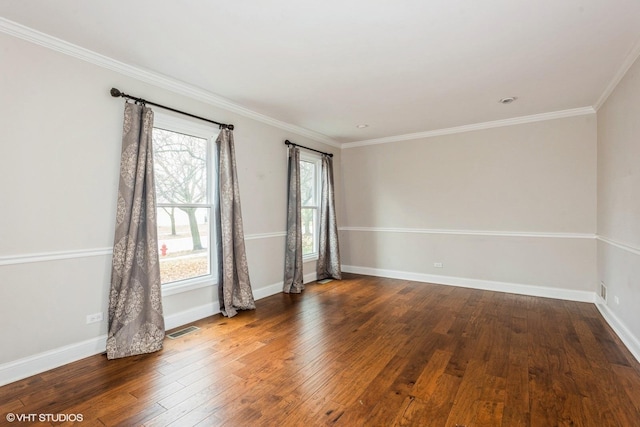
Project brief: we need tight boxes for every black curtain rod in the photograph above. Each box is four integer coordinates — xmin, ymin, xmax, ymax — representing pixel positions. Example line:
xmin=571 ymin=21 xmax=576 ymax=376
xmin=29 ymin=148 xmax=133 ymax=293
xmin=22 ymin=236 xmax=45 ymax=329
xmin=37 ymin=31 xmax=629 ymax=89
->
xmin=110 ymin=88 xmax=234 ymax=130
xmin=284 ymin=140 xmax=333 ymax=157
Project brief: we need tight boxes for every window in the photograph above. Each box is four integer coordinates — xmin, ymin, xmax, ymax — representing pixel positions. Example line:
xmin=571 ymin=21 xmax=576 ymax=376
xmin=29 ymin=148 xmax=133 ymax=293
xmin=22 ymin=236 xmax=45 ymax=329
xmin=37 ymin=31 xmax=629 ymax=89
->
xmin=152 ymin=114 xmax=217 ymax=292
xmin=300 ymin=153 xmax=321 ymax=260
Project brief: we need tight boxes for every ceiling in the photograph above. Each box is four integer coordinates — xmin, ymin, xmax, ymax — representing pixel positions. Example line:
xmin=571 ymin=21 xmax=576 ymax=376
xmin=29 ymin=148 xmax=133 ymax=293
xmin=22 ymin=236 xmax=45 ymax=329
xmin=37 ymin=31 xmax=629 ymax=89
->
xmin=2 ymin=1 xmax=640 ymax=144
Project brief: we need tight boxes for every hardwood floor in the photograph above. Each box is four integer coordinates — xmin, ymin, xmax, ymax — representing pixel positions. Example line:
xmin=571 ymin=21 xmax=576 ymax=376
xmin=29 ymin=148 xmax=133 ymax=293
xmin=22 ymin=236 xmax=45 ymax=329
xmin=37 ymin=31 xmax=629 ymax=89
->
xmin=1 ymin=273 xmax=640 ymax=426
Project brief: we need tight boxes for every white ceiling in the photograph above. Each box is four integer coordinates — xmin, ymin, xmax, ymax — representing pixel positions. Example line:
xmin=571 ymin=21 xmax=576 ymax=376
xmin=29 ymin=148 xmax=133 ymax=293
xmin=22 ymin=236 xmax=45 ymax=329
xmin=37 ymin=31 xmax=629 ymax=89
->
xmin=2 ymin=1 xmax=640 ymax=143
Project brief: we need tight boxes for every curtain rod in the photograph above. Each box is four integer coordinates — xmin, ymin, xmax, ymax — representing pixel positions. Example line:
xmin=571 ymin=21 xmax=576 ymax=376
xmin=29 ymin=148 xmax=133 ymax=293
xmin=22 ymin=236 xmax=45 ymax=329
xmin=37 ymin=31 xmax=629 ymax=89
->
xmin=110 ymin=88 xmax=234 ymax=130
xmin=284 ymin=140 xmax=333 ymax=157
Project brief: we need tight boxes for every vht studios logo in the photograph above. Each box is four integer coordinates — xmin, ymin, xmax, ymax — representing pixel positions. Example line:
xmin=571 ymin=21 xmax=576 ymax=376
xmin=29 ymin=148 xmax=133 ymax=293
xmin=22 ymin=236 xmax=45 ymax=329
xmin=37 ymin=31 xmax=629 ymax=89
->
xmin=5 ymin=413 xmax=84 ymax=423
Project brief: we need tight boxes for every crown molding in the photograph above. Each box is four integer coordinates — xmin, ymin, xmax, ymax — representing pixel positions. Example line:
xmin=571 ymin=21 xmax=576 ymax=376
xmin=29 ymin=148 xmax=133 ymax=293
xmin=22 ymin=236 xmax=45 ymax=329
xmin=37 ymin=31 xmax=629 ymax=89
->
xmin=594 ymin=35 xmax=640 ymax=111
xmin=5 ymin=14 xmax=638 ymax=150
xmin=342 ymin=107 xmax=595 ymax=149
xmin=0 ymin=17 xmax=340 ymax=148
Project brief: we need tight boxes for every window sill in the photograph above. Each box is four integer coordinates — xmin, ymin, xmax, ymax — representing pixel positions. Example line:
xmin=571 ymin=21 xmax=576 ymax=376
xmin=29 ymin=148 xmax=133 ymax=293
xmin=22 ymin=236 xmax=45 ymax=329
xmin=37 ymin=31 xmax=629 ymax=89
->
xmin=161 ymin=275 xmax=217 ymax=297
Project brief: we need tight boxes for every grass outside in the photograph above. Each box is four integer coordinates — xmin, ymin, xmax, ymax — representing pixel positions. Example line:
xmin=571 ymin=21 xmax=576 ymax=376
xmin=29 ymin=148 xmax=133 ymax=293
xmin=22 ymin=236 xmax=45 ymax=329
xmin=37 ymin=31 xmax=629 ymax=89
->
xmin=157 ymin=223 xmax=209 ymax=283
xmin=157 ymin=225 xmax=312 ymax=283
xmin=160 ymin=253 xmax=209 ymax=284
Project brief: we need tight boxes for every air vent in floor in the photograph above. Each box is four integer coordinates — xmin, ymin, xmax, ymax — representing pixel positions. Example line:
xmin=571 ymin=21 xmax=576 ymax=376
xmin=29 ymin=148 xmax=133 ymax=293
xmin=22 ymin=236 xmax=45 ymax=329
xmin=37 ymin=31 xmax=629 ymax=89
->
xmin=600 ymin=281 xmax=607 ymax=301
xmin=167 ymin=325 xmax=200 ymax=339
xmin=317 ymin=279 xmax=333 ymax=284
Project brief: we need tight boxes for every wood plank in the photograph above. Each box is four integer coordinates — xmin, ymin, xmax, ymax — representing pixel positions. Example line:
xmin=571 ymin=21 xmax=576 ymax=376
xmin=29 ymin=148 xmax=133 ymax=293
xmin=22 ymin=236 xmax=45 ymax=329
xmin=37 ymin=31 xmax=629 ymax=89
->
xmin=0 ymin=273 xmax=638 ymax=426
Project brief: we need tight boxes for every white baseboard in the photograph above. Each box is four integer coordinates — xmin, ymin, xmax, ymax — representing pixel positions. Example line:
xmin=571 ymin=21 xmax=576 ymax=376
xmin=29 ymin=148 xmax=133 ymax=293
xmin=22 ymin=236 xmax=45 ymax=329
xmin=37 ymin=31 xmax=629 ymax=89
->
xmin=0 ymin=335 xmax=107 ymax=387
xmin=166 ymin=271 xmax=319 ymax=327
xmin=304 ymin=271 xmax=318 ymax=285
xmin=595 ymin=303 xmax=640 ymax=363
xmin=164 ymin=302 xmax=220 ymax=331
xmin=342 ymin=265 xmax=596 ymax=303
xmin=253 ymin=271 xmax=318 ymax=299
xmin=343 ymin=265 xmax=640 ymax=364
xmin=0 ymin=272 xmax=320 ymax=387
xmin=253 ymin=282 xmax=283 ymax=300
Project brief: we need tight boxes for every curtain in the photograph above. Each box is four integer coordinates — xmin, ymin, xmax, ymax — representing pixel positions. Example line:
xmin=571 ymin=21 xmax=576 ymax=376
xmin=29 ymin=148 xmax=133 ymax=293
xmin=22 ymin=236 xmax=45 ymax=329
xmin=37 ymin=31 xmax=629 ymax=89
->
xmin=216 ymin=128 xmax=256 ymax=317
xmin=107 ymin=102 xmax=165 ymax=360
xmin=283 ymin=147 xmax=304 ymax=293
xmin=317 ymin=155 xmax=342 ymax=280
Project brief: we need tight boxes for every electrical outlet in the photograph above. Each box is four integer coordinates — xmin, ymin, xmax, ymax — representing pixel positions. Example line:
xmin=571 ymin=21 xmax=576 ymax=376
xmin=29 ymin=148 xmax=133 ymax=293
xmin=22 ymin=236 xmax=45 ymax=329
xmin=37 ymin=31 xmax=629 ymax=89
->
xmin=614 ymin=296 xmax=620 ymax=305
xmin=86 ymin=312 xmax=103 ymax=324
xmin=434 ymin=262 xmax=443 ymax=268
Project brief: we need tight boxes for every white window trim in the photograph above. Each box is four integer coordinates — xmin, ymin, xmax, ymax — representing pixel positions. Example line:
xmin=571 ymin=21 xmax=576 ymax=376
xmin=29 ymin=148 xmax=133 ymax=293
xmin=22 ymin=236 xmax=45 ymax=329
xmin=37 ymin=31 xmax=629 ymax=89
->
xmin=300 ymin=152 xmax=322 ymax=262
xmin=153 ymin=112 xmax=219 ymax=295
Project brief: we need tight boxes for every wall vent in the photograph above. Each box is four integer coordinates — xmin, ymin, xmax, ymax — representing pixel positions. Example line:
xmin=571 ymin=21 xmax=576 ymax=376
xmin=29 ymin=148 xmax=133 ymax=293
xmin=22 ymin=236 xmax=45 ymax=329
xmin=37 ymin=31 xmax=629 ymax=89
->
xmin=167 ymin=325 xmax=200 ymax=339
xmin=599 ymin=282 xmax=607 ymax=301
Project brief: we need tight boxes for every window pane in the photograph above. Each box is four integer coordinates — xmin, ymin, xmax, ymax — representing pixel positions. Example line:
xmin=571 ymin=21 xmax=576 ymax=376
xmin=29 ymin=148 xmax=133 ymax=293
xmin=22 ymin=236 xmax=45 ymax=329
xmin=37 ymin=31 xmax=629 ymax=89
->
xmin=300 ymin=160 xmax=315 ymax=207
xmin=301 ymin=207 xmax=316 ymax=256
xmin=157 ymin=207 xmax=211 ymax=284
xmin=153 ymin=128 xmax=208 ymax=204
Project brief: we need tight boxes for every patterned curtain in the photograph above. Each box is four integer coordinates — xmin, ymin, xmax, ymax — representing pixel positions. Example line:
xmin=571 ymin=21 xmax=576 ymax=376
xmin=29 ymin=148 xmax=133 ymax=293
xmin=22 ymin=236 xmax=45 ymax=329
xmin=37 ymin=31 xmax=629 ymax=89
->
xmin=107 ymin=102 xmax=165 ymax=360
xmin=283 ymin=147 xmax=304 ymax=293
xmin=317 ymin=155 xmax=342 ymax=280
xmin=216 ymin=128 xmax=256 ymax=317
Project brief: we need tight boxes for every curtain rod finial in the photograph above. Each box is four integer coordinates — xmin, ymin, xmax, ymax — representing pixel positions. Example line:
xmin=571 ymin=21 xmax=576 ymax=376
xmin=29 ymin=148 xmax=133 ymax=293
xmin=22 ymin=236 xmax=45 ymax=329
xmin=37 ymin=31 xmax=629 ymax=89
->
xmin=110 ymin=88 xmax=122 ymax=98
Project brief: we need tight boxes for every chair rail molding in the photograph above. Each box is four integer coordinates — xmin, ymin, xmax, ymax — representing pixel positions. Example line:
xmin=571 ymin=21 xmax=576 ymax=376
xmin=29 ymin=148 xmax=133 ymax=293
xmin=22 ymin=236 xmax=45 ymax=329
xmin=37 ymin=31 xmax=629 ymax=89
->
xmin=339 ymin=226 xmax=596 ymax=240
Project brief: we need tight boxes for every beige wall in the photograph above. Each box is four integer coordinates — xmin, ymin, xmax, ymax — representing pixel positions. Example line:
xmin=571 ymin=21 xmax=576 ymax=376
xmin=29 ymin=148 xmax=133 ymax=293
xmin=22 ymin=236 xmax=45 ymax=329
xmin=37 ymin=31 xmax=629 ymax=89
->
xmin=4 ymin=23 xmax=639 ymax=378
xmin=0 ymin=33 xmax=339 ymax=366
xmin=597 ymin=55 xmax=640 ymax=347
xmin=340 ymin=115 xmax=597 ymax=292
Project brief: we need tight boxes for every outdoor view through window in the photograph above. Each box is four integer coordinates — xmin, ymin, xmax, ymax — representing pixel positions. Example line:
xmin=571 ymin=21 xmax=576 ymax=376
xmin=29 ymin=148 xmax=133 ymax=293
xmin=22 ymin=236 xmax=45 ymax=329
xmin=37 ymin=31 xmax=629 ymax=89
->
xmin=300 ymin=157 xmax=319 ymax=257
xmin=153 ymin=127 xmax=212 ymax=285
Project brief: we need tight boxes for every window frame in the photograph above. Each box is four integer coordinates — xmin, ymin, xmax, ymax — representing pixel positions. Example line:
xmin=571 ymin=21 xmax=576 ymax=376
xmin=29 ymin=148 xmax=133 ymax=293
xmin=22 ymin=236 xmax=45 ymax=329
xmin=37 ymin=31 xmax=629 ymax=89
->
xmin=152 ymin=112 xmax=219 ymax=297
xmin=299 ymin=151 xmax=322 ymax=262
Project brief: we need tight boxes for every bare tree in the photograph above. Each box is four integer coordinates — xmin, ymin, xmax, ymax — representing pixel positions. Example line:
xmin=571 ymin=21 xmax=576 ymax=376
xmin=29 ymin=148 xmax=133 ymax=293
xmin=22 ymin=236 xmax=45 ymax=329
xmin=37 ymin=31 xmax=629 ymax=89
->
xmin=153 ymin=128 xmax=207 ymax=251
xmin=161 ymin=207 xmax=177 ymax=235
xmin=300 ymin=160 xmax=316 ymax=252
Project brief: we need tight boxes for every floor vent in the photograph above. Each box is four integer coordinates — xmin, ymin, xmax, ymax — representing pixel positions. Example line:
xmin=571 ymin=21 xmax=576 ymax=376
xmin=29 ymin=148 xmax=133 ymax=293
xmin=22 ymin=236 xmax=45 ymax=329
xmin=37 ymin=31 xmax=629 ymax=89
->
xmin=167 ymin=325 xmax=200 ymax=339
xmin=600 ymin=282 xmax=607 ymax=301
xmin=317 ymin=279 xmax=333 ymax=284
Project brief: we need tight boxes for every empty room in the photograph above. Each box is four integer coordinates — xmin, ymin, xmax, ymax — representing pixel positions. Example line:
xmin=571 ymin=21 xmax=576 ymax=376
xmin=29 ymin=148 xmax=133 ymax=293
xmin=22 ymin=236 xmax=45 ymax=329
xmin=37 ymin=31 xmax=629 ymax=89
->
xmin=1 ymin=1 xmax=640 ymax=426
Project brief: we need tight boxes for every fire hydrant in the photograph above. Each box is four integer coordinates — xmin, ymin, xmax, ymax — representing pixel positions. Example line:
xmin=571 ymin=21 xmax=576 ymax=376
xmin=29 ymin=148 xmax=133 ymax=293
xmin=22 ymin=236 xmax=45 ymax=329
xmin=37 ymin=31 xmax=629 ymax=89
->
xmin=161 ymin=243 xmax=168 ymax=256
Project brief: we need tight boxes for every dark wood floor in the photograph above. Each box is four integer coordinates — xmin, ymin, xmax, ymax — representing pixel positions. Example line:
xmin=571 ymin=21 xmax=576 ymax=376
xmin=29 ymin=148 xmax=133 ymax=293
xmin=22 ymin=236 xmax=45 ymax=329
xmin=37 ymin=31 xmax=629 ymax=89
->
xmin=1 ymin=274 xmax=640 ymax=426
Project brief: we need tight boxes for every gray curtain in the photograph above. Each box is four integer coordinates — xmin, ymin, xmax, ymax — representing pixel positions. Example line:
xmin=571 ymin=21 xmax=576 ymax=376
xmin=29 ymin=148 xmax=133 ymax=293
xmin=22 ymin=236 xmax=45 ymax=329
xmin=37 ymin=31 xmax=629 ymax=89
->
xmin=283 ymin=147 xmax=304 ymax=293
xmin=317 ymin=155 xmax=342 ymax=280
xmin=216 ymin=128 xmax=256 ymax=317
xmin=107 ymin=102 xmax=165 ymax=360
